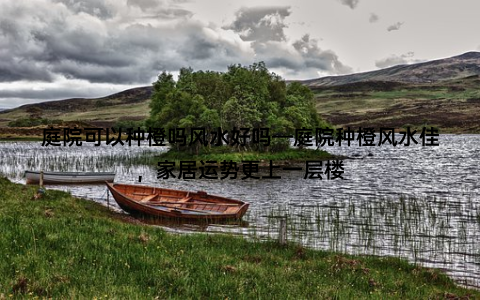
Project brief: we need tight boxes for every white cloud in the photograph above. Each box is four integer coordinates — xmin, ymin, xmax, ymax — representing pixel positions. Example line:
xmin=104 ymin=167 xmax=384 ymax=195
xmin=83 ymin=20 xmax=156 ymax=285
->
xmin=375 ymin=52 xmax=424 ymax=68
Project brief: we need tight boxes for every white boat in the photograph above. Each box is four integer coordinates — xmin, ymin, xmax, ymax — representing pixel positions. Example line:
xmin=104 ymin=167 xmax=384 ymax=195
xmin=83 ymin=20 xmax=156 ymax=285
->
xmin=25 ymin=170 xmax=115 ymax=184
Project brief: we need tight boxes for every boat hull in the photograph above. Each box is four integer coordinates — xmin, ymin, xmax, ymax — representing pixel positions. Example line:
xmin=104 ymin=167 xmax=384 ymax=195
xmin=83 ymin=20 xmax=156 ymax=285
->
xmin=106 ymin=182 xmax=249 ymax=222
xmin=25 ymin=171 xmax=115 ymax=184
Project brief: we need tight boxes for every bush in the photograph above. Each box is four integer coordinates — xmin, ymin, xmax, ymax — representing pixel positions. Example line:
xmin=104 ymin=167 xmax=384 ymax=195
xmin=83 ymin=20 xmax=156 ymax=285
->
xmin=7 ymin=118 xmax=63 ymax=127
xmin=112 ymin=119 xmax=145 ymax=131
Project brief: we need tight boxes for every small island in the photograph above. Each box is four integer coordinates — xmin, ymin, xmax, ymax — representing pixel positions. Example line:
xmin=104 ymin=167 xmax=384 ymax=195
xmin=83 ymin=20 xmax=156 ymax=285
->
xmin=147 ymin=63 xmax=335 ymax=166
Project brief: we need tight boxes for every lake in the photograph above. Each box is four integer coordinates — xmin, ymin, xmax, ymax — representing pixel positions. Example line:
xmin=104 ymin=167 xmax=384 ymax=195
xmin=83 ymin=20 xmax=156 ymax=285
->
xmin=1 ymin=134 xmax=479 ymax=288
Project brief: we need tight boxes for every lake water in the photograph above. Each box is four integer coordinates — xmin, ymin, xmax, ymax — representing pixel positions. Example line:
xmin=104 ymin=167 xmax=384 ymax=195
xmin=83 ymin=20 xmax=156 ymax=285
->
xmin=1 ymin=134 xmax=479 ymax=288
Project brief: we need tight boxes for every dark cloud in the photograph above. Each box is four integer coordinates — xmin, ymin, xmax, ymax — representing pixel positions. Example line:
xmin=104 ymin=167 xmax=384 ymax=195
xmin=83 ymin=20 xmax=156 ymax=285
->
xmin=53 ymin=0 xmax=113 ymax=19
xmin=250 ymin=35 xmax=352 ymax=77
xmin=180 ymin=37 xmax=218 ymax=60
xmin=291 ymin=35 xmax=352 ymax=74
xmin=369 ymin=13 xmax=379 ymax=23
xmin=387 ymin=22 xmax=404 ymax=32
xmin=0 ymin=65 xmax=52 ymax=82
xmin=127 ymin=0 xmax=193 ymax=18
xmin=127 ymin=0 xmax=159 ymax=10
xmin=375 ymin=52 xmax=423 ymax=68
xmin=174 ymin=27 xmax=253 ymax=70
xmin=0 ymin=87 xmax=101 ymax=100
xmin=225 ymin=6 xmax=291 ymax=42
xmin=338 ymin=0 xmax=359 ymax=9
xmin=0 ymin=0 xmax=351 ymax=98
xmin=0 ymin=0 xmax=250 ymax=85
xmin=143 ymin=8 xmax=193 ymax=19
xmin=227 ymin=8 xmax=351 ymax=77
xmin=0 ymin=83 xmax=134 ymax=109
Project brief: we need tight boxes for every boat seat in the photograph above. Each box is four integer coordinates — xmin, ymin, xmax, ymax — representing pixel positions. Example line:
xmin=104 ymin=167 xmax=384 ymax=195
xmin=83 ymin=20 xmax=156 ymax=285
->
xmin=141 ymin=194 xmax=157 ymax=202
xmin=178 ymin=197 xmax=192 ymax=203
xmin=225 ymin=207 xmax=239 ymax=214
xmin=133 ymin=192 xmax=151 ymax=196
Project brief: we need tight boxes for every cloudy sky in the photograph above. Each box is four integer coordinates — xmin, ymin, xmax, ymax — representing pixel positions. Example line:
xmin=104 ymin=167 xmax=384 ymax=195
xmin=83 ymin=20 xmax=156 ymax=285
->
xmin=1 ymin=0 xmax=479 ymax=108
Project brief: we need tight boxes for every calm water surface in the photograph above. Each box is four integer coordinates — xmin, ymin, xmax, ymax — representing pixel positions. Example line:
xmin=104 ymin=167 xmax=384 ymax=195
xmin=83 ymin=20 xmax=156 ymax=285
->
xmin=1 ymin=134 xmax=478 ymax=287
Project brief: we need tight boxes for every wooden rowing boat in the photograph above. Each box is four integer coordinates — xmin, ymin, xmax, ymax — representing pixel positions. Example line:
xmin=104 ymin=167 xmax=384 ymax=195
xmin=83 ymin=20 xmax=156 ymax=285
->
xmin=25 ymin=170 xmax=115 ymax=184
xmin=105 ymin=182 xmax=249 ymax=221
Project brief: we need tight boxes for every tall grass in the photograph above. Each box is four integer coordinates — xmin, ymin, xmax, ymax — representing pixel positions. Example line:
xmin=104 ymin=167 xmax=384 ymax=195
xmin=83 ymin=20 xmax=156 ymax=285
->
xmin=250 ymin=194 xmax=480 ymax=288
xmin=0 ymin=177 xmax=478 ymax=298
xmin=1 ymin=141 xmax=479 ymax=289
xmin=0 ymin=142 xmax=164 ymax=180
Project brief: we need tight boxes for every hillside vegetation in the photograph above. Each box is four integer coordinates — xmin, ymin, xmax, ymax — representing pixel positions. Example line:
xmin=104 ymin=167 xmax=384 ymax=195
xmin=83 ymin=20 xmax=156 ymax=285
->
xmin=313 ymin=76 xmax=480 ymax=132
xmin=1 ymin=52 xmax=480 ymax=133
xmin=0 ymin=87 xmax=152 ymax=128
xmin=302 ymin=52 xmax=480 ymax=88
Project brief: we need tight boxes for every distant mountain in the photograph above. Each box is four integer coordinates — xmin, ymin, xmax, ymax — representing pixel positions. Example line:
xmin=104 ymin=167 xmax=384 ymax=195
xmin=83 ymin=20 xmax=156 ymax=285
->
xmin=0 ymin=86 xmax=153 ymax=128
xmin=6 ymin=86 xmax=153 ymax=113
xmin=301 ymin=52 xmax=480 ymax=88
xmin=1 ymin=52 xmax=479 ymax=133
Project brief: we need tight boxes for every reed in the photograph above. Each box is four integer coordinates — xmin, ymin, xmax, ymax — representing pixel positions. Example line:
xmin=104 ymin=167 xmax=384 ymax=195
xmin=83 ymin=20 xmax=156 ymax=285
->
xmin=1 ymin=141 xmax=479 ymax=289
xmin=2 ymin=177 xmax=478 ymax=298
xmin=247 ymin=194 xmax=480 ymax=288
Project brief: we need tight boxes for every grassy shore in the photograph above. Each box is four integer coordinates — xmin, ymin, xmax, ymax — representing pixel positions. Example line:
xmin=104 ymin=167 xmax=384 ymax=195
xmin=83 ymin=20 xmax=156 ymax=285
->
xmin=0 ymin=178 xmax=478 ymax=298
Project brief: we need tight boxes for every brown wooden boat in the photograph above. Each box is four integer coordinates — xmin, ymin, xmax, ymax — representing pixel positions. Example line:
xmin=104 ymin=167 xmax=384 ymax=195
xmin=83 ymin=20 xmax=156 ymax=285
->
xmin=106 ymin=182 xmax=249 ymax=221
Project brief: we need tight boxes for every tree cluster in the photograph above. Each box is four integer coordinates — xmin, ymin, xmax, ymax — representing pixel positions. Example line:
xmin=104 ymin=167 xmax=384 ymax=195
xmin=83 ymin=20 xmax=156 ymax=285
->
xmin=147 ymin=62 xmax=330 ymax=153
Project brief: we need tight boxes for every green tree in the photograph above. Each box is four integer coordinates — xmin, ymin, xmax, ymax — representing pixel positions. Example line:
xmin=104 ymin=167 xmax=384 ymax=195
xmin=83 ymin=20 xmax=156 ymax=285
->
xmin=147 ymin=72 xmax=175 ymax=128
xmin=147 ymin=63 xmax=330 ymax=153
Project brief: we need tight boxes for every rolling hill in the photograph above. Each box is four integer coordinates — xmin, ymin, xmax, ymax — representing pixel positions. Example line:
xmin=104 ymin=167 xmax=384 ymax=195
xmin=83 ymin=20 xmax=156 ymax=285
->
xmin=302 ymin=51 xmax=480 ymax=88
xmin=1 ymin=51 xmax=479 ymax=134
xmin=312 ymin=75 xmax=480 ymax=133
xmin=299 ymin=51 xmax=480 ymax=133
xmin=0 ymin=86 xmax=153 ymax=128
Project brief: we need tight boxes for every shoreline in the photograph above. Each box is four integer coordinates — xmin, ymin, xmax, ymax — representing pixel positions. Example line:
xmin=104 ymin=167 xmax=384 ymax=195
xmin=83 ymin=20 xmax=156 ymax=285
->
xmin=0 ymin=177 xmax=478 ymax=297
xmin=1 ymin=131 xmax=479 ymax=143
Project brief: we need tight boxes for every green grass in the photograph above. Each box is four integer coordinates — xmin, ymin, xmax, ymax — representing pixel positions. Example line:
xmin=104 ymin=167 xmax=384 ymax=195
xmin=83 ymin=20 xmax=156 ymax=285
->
xmin=316 ymin=98 xmax=393 ymax=113
xmin=0 ymin=101 xmax=150 ymax=127
xmin=369 ymin=88 xmax=480 ymax=101
xmin=0 ymin=177 xmax=478 ymax=298
xmin=312 ymin=79 xmax=480 ymax=133
xmin=61 ymin=102 xmax=150 ymax=123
